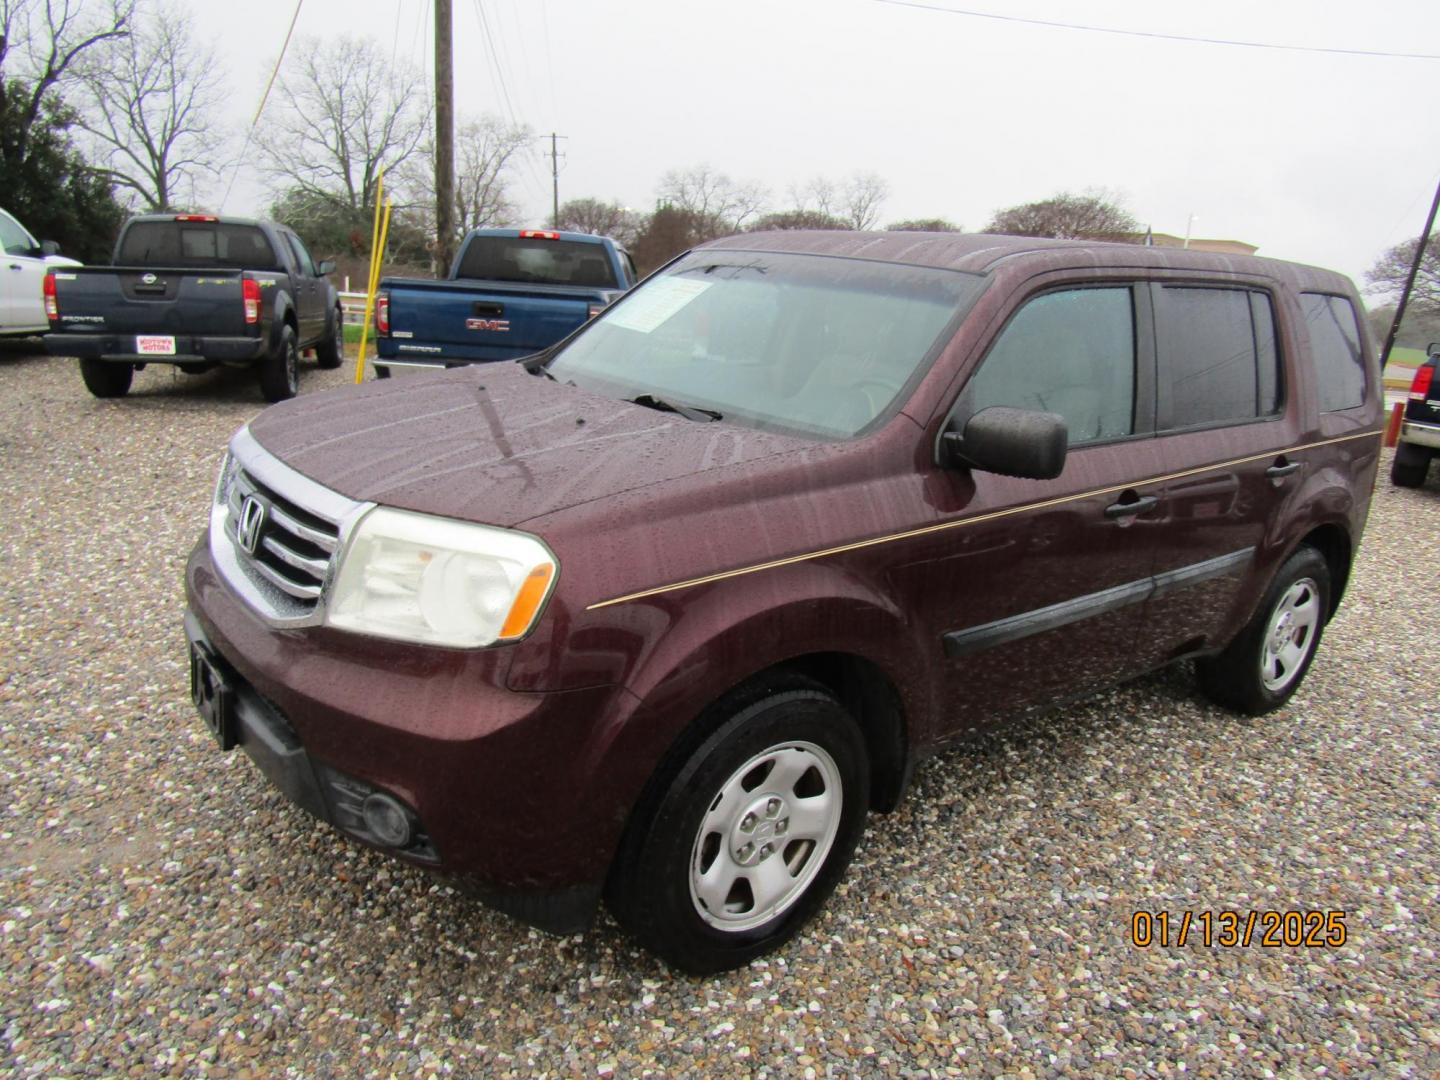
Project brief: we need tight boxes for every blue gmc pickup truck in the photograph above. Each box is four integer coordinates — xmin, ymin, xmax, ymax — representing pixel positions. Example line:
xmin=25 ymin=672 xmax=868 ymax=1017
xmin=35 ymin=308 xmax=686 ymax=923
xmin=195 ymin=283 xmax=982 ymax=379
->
xmin=374 ymin=228 xmax=636 ymax=375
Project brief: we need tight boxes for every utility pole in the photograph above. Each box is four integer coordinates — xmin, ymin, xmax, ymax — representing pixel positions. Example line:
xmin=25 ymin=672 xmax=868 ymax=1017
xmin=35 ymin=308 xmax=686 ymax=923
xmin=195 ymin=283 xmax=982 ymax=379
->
xmin=1380 ymin=174 xmax=1440 ymax=368
xmin=434 ymin=0 xmax=456 ymax=274
xmin=549 ymin=133 xmax=566 ymax=228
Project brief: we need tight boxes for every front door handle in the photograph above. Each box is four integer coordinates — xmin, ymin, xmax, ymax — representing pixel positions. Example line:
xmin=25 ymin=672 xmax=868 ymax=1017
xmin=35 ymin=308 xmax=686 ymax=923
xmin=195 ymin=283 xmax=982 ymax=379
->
xmin=1104 ymin=493 xmax=1159 ymax=519
xmin=1266 ymin=461 xmax=1302 ymax=479
xmin=7 ymin=263 xmax=23 ymax=271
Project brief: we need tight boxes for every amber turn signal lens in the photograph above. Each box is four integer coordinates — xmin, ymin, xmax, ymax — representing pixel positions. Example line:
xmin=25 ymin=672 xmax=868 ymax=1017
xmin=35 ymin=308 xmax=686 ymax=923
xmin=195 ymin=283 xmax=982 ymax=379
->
xmin=499 ymin=563 xmax=556 ymax=640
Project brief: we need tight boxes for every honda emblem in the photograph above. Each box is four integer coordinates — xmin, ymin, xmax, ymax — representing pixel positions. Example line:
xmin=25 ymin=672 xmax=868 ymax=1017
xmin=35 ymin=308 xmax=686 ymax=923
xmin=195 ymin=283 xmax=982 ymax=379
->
xmin=237 ymin=495 xmax=266 ymax=555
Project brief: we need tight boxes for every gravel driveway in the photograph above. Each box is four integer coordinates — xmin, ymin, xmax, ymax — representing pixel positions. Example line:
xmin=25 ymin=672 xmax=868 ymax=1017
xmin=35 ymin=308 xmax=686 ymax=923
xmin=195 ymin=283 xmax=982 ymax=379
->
xmin=2 ymin=347 xmax=1438 ymax=1078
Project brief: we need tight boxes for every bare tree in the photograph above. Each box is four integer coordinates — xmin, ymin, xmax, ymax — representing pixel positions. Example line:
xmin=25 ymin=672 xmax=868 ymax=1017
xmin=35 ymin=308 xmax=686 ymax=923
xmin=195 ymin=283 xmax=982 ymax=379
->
xmin=256 ymin=35 xmax=428 ymax=221
xmin=71 ymin=0 xmax=224 ymax=211
xmin=888 ymin=217 xmax=962 ymax=232
xmin=656 ymin=164 xmax=767 ymax=236
xmin=556 ymin=197 xmax=642 ymax=245
xmin=1366 ymin=235 xmax=1440 ymax=317
xmin=0 ymin=0 xmax=134 ymax=166
xmin=840 ymin=171 xmax=888 ymax=229
xmin=985 ymin=190 xmax=1138 ymax=241
xmin=405 ymin=114 xmax=531 ymax=245
xmin=789 ymin=176 xmax=836 ymax=217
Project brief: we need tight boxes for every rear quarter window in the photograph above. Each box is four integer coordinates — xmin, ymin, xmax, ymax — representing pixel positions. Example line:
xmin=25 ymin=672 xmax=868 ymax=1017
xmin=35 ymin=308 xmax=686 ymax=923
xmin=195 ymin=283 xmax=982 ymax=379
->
xmin=118 ymin=222 xmax=281 ymax=270
xmin=1300 ymin=293 xmax=1366 ymax=412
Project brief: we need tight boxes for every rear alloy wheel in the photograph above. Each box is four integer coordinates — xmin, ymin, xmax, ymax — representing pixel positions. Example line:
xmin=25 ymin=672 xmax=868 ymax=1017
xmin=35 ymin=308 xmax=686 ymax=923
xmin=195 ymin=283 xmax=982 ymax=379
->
xmin=259 ymin=324 xmax=300 ymax=402
xmin=315 ymin=308 xmax=344 ymax=369
xmin=79 ymin=358 xmax=133 ymax=398
xmin=607 ymin=679 xmax=869 ymax=974
xmin=1197 ymin=546 xmax=1331 ymax=715
xmin=1390 ymin=443 xmax=1431 ymax=488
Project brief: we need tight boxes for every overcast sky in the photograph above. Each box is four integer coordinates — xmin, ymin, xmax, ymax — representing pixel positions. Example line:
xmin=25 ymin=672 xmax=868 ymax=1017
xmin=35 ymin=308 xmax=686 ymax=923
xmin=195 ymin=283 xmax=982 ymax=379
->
xmin=186 ymin=0 xmax=1440 ymax=292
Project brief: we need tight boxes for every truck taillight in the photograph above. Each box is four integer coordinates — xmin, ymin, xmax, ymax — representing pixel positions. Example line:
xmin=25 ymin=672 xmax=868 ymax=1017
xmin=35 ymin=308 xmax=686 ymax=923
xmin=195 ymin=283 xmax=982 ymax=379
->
xmin=242 ymin=279 xmax=261 ymax=324
xmin=1409 ymin=363 xmax=1435 ymax=401
xmin=520 ymin=230 xmax=560 ymax=240
xmin=43 ymin=273 xmax=59 ymax=320
xmin=376 ymin=292 xmax=390 ymax=335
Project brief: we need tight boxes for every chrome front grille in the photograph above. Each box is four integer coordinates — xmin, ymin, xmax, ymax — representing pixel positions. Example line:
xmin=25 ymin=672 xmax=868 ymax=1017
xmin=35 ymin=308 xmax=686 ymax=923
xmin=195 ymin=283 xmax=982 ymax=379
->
xmin=225 ymin=470 xmax=338 ymax=605
xmin=211 ymin=427 xmax=369 ymax=626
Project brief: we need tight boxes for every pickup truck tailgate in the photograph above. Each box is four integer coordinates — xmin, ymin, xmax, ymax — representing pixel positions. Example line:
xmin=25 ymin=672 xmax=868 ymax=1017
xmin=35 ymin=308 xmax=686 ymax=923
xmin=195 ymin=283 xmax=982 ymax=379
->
xmin=53 ymin=267 xmax=250 ymax=337
xmin=386 ymin=280 xmax=594 ymax=363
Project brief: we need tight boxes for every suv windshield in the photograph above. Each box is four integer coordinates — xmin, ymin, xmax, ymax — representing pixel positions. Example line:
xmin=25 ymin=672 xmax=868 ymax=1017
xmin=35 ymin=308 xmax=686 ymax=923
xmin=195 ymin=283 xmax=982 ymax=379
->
xmin=117 ymin=221 xmax=281 ymax=269
xmin=546 ymin=251 xmax=981 ymax=439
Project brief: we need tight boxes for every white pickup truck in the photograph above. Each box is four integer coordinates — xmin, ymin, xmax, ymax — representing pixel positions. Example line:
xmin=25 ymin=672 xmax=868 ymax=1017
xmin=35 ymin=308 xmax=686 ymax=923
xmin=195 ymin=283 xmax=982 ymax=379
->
xmin=0 ymin=206 xmax=81 ymax=336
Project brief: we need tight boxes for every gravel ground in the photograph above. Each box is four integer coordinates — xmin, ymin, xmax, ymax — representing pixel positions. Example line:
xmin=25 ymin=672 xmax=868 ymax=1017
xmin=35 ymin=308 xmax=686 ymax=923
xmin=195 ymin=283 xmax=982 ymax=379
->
xmin=2 ymin=344 xmax=1438 ymax=1078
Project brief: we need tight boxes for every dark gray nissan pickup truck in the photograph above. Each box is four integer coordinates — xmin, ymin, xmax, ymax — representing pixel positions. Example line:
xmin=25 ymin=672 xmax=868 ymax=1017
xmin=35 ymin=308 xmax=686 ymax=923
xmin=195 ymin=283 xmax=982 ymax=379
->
xmin=44 ymin=214 xmax=344 ymax=402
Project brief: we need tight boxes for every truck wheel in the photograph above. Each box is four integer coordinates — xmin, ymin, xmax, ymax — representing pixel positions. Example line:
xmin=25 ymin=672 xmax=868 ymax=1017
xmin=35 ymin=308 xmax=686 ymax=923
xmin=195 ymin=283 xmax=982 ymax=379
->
xmin=260 ymin=325 xmax=300 ymax=402
xmin=606 ymin=679 xmax=869 ymax=974
xmin=1390 ymin=443 xmax=1431 ymax=488
xmin=315 ymin=309 xmax=344 ymax=369
xmin=1197 ymin=546 xmax=1330 ymax=715
xmin=79 ymin=359 xmax=133 ymax=398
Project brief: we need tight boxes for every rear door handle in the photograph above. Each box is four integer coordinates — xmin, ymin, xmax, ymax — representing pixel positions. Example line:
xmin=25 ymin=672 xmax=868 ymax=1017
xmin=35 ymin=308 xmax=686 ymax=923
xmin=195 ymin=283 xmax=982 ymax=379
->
xmin=1266 ymin=461 xmax=1302 ymax=478
xmin=1104 ymin=494 xmax=1159 ymax=519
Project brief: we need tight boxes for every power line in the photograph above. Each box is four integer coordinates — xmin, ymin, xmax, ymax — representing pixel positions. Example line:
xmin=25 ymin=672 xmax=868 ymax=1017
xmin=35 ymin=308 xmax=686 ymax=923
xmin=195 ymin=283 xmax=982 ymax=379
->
xmin=866 ymin=0 xmax=1440 ymax=61
xmin=220 ymin=0 xmax=305 ymax=212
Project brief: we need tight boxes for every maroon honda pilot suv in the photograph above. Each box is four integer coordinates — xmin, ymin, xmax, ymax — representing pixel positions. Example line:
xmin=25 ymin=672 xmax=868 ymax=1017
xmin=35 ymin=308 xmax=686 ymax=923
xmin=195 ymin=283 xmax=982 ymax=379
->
xmin=185 ymin=232 xmax=1382 ymax=972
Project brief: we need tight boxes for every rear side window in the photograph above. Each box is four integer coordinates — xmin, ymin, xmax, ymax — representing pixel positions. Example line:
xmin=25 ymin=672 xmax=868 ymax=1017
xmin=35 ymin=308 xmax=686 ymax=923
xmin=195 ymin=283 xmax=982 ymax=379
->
xmin=456 ymin=237 xmax=618 ymax=288
xmin=1156 ymin=286 xmax=1281 ymax=429
xmin=958 ymin=287 xmax=1136 ymax=445
xmin=0 ymin=209 xmax=34 ymax=255
xmin=118 ymin=222 xmax=281 ymax=270
xmin=1301 ymin=293 xmax=1366 ymax=412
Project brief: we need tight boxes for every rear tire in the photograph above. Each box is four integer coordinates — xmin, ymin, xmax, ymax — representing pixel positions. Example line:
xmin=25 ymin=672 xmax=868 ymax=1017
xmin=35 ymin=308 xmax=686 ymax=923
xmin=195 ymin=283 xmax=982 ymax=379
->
xmin=607 ymin=678 xmax=869 ymax=974
xmin=315 ymin=309 xmax=344 ymax=369
xmin=259 ymin=325 xmax=300 ymax=402
xmin=79 ymin=359 xmax=133 ymax=398
xmin=1390 ymin=444 xmax=1431 ymax=488
xmin=1197 ymin=546 xmax=1330 ymax=715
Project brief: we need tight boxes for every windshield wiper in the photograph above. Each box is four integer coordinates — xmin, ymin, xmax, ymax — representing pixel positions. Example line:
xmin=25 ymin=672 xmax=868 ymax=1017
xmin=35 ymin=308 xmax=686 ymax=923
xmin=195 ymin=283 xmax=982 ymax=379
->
xmin=626 ymin=393 xmax=722 ymax=422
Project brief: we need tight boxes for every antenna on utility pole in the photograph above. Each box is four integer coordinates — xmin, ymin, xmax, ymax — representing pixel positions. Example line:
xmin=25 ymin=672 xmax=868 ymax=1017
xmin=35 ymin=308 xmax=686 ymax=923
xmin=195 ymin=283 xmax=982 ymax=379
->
xmin=434 ymin=0 xmax=456 ymax=274
xmin=549 ymin=133 xmax=567 ymax=228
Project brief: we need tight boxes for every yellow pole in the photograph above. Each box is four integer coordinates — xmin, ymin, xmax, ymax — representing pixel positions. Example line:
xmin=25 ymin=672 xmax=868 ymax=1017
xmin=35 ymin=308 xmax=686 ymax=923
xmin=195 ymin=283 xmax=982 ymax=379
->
xmin=354 ymin=172 xmax=387 ymax=383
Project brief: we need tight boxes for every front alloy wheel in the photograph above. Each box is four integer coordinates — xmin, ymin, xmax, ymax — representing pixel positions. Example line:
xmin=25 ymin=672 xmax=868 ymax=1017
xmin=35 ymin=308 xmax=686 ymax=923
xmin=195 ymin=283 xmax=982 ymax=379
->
xmin=689 ymin=740 xmax=843 ymax=932
xmin=1259 ymin=577 xmax=1321 ymax=693
xmin=608 ymin=678 xmax=869 ymax=974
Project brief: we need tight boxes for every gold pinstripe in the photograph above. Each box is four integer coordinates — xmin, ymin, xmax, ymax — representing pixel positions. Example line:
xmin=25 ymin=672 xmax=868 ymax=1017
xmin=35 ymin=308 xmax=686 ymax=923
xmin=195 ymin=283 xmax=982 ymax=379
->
xmin=584 ymin=429 xmax=1381 ymax=611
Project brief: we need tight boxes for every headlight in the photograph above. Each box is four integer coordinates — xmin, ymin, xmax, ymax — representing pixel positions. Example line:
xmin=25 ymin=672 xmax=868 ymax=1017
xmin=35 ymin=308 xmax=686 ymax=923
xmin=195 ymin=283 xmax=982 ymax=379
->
xmin=326 ymin=507 xmax=558 ymax=648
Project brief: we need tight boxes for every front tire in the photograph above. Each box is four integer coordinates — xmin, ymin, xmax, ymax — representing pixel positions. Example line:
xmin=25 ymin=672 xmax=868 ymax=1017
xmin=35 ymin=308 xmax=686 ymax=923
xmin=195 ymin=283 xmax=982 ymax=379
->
xmin=259 ymin=325 xmax=300 ymax=402
xmin=315 ymin=308 xmax=344 ymax=369
xmin=1390 ymin=443 xmax=1431 ymax=488
xmin=1197 ymin=546 xmax=1331 ymax=715
xmin=79 ymin=359 xmax=133 ymax=398
xmin=607 ymin=679 xmax=869 ymax=974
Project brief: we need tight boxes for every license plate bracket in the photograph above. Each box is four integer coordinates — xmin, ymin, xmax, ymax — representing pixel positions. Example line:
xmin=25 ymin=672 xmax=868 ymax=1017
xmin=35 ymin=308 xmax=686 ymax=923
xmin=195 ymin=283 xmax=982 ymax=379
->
xmin=189 ymin=643 xmax=238 ymax=751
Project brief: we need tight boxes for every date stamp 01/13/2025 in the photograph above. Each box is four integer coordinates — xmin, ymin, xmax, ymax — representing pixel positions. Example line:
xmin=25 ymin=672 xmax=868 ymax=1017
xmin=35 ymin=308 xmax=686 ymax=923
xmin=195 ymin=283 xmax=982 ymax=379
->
xmin=1130 ymin=910 xmax=1348 ymax=949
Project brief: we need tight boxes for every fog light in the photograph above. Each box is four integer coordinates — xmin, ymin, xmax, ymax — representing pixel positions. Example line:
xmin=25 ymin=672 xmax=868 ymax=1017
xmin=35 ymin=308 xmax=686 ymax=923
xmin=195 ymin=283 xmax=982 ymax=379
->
xmin=361 ymin=793 xmax=415 ymax=848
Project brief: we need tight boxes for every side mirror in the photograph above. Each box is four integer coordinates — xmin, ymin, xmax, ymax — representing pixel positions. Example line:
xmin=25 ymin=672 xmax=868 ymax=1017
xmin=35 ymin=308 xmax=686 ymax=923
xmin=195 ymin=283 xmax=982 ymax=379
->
xmin=1428 ymin=341 xmax=1439 ymax=359
xmin=40 ymin=240 xmax=61 ymax=257
xmin=939 ymin=406 xmax=1068 ymax=479
xmin=316 ymin=259 xmax=336 ymax=276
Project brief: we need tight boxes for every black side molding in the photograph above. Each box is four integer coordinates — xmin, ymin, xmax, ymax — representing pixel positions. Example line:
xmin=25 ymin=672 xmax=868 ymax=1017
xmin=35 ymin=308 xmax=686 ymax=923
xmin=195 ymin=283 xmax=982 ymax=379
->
xmin=942 ymin=548 xmax=1254 ymax=658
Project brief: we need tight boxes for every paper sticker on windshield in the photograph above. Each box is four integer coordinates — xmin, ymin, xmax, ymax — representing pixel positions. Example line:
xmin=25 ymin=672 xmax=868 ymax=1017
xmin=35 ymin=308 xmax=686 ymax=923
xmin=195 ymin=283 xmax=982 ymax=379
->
xmin=604 ymin=277 xmax=712 ymax=334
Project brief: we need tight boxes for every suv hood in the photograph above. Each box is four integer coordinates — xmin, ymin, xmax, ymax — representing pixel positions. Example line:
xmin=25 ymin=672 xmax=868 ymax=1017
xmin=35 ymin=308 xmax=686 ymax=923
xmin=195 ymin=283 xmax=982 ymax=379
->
xmin=247 ymin=364 xmax=812 ymax=527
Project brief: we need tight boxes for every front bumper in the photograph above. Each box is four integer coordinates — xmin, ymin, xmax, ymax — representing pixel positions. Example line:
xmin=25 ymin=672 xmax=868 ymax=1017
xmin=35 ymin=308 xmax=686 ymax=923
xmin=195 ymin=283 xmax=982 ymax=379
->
xmin=185 ymin=536 xmax=634 ymax=933
xmin=45 ymin=333 xmax=266 ymax=364
xmin=1400 ymin=420 xmax=1440 ymax=451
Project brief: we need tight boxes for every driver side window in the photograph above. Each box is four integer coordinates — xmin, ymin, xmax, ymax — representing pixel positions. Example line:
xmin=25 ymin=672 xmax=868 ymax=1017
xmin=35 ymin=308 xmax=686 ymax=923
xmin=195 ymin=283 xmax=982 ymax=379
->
xmin=958 ymin=287 xmax=1137 ymax=446
xmin=0 ymin=210 xmax=35 ymax=256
